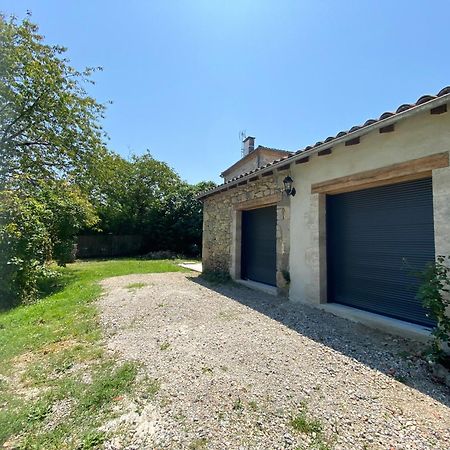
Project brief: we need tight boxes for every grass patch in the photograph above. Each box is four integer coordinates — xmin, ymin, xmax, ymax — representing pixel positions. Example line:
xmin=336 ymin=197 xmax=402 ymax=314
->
xmin=79 ymin=430 xmax=106 ymax=449
xmin=248 ymin=400 xmax=258 ymax=411
xmin=140 ymin=377 xmax=161 ymax=398
xmin=291 ymin=411 xmax=323 ymax=434
xmin=189 ymin=438 xmax=208 ymax=449
xmin=201 ymin=366 xmax=213 ymax=375
xmin=291 ymin=403 xmax=334 ymax=450
xmin=159 ymin=341 xmax=171 ymax=351
xmin=0 ymin=258 xmax=185 ymax=448
xmin=0 ymin=259 xmax=186 ymax=363
xmin=77 ymin=361 xmax=138 ymax=412
xmin=126 ymin=282 xmax=147 ymax=290
xmin=232 ymin=397 xmax=244 ymax=412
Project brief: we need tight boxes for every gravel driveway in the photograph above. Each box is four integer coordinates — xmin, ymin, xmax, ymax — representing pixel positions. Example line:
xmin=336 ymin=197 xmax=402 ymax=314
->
xmin=99 ymin=272 xmax=450 ymax=450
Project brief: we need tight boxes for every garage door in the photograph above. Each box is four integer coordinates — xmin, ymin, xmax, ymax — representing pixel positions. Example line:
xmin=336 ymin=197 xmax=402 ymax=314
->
xmin=241 ymin=206 xmax=277 ymax=286
xmin=327 ymin=178 xmax=435 ymax=327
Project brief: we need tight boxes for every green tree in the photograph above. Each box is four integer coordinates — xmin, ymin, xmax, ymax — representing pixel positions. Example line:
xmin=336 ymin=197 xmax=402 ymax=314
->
xmin=0 ymin=13 xmax=107 ymax=187
xmin=87 ymin=151 xmax=216 ymax=256
xmin=0 ymin=14 xmax=105 ymax=306
xmin=0 ymin=182 xmax=98 ymax=306
xmin=90 ymin=151 xmax=181 ymax=235
xmin=163 ymin=181 xmax=216 ymax=255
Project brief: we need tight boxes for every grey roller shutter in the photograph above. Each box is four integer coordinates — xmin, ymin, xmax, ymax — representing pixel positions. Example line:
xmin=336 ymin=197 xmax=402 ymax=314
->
xmin=327 ymin=178 xmax=435 ymax=327
xmin=241 ymin=206 xmax=277 ymax=286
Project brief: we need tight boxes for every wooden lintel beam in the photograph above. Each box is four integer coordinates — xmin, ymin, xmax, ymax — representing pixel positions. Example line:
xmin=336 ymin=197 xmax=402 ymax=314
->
xmin=379 ymin=124 xmax=395 ymax=133
xmin=235 ymin=192 xmax=282 ymax=211
xmin=345 ymin=137 xmax=360 ymax=146
xmin=311 ymin=152 xmax=449 ymax=194
xmin=431 ymin=104 xmax=447 ymax=115
xmin=318 ymin=148 xmax=332 ymax=156
xmin=277 ymin=164 xmax=291 ymax=171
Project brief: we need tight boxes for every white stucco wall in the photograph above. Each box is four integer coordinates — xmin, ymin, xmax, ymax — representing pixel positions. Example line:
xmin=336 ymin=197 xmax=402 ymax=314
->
xmin=289 ymin=109 xmax=450 ymax=305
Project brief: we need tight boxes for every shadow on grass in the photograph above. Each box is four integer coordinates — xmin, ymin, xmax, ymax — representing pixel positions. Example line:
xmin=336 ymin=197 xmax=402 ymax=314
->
xmin=0 ymin=268 xmax=78 ymax=313
xmin=189 ymin=275 xmax=450 ymax=408
xmin=37 ymin=268 xmax=78 ymax=299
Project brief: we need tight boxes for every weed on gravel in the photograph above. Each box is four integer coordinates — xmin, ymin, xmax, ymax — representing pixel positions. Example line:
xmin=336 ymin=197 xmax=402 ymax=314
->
xmin=291 ymin=403 xmax=334 ymax=450
xmin=159 ymin=341 xmax=171 ymax=351
xmin=126 ymin=282 xmax=147 ymax=291
xmin=248 ymin=400 xmax=258 ymax=411
xmin=189 ymin=437 xmax=208 ymax=449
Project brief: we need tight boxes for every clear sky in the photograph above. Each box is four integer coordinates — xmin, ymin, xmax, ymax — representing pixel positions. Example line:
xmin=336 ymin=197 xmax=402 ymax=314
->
xmin=2 ymin=1 xmax=449 ymax=184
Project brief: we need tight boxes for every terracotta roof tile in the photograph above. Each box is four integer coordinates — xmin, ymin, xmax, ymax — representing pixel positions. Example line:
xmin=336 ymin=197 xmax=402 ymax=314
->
xmin=417 ymin=95 xmax=436 ymax=105
xmin=438 ymin=86 xmax=450 ymax=96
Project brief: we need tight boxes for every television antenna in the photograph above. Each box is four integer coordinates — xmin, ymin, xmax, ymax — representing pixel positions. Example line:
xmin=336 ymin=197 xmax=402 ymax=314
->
xmin=238 ymin=130 xmax=246 ymax=156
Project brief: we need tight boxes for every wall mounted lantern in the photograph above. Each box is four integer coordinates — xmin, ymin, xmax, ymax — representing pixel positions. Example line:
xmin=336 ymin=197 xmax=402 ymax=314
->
xmin=283 ymin=176 xmax=296 ymax=197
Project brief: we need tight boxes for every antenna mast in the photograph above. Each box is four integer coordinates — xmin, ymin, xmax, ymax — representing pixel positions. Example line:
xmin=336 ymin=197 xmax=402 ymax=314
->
xmin=239 ymin=130 xmax=246 ymax=157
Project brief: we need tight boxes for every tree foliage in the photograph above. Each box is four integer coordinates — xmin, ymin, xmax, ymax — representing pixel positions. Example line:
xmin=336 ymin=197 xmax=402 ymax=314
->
xmin=89 ymin=152 xmax=215 ymax=256
xmin=0 ymin=14 xmax=103 ymax=306
xmin=0 ymin=13 xmax=107 ymax=187
xmin=0 ymin=13 xmax=215 ymax=306
xmin=0 ymin=183 xmax=98 ymax=306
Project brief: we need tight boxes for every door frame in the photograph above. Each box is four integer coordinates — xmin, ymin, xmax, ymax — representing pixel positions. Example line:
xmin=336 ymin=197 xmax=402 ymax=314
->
xmin=240 ymin=205 xmax=278 ymax=286
xmin=230 ymin=192 xmax=291 ymax=294
xmin=313 ymin=153 xmax=448 ymax=306
xmin=231 ymin=194 xmax=279 ymax=282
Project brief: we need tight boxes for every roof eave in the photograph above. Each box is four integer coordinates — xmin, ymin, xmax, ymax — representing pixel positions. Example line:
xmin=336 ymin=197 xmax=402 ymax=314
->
xmin=220 ymin=146 xmax=290 ymax=178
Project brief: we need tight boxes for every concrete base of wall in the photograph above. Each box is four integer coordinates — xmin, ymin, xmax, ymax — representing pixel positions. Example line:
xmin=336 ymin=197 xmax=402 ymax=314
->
xmin=236 ymin=279 xmax=278 ymax=296
xmin=317 ymin=303 xmax=432 ymax=343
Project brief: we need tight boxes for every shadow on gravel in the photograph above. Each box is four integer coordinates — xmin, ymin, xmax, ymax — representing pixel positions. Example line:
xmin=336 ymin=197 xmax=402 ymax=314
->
xmin=188 ymin=276 xmax=450 ymax=408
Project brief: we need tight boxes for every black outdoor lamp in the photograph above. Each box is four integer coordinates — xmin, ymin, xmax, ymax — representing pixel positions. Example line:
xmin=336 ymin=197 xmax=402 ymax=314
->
xmin=283 ymin=176 xmax=296 ymax=197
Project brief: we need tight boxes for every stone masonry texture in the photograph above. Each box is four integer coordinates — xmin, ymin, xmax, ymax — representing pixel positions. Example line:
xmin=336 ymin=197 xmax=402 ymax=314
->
xmin=202 ymin=174 xmax=291 ymax=294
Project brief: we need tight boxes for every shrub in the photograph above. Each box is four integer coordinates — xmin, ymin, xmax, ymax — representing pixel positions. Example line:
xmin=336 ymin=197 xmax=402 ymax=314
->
xmin=0 ymin=191 xmax=52 ymax=306
xmin=416 ymin=255 xmax=450 ymax=363
xmin=0 ymin=183 xmax=98 ymax=307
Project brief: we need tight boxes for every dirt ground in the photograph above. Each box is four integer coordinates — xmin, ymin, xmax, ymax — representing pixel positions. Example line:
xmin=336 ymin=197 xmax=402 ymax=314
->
xmin=99 ymin=272 xmax=450 ymax=450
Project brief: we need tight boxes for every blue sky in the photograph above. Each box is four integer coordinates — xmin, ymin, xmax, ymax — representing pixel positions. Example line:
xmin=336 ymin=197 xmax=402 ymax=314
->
xmin=2 ymin=1 xmax=449 ymax=184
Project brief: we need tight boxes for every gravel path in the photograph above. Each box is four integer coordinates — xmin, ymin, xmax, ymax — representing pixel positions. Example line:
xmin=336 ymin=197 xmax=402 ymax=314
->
xmin=99 ymin=272 xmax=450 ymax=450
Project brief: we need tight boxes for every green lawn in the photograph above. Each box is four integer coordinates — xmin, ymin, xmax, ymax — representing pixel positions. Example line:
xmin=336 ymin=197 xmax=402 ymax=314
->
xmin=0 ymin=259 xmax=186 ymax=449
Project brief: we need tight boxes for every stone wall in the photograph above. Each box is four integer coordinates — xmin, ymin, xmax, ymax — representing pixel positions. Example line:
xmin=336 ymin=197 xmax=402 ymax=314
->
xmin=202 ymin=192 xmax=233 ymax=273
xmin=202 ymin=173 xmax=291 ymax=294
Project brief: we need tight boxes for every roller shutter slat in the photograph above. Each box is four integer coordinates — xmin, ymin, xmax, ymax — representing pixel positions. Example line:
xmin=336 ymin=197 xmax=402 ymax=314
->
xmin=327 ymin=178 xmax=435 ymax=327
xmin=241 ymin=206 xmax=277 ymax=286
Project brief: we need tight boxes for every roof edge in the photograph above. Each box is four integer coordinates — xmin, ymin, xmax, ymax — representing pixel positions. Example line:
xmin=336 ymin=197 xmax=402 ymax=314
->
xmin=220 ymin=146 xmax=292 ymax=177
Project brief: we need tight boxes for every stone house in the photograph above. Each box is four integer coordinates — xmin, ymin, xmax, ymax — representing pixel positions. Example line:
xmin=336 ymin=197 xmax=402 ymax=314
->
xmin=198 ymin=87 xmax=450 ymax=339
